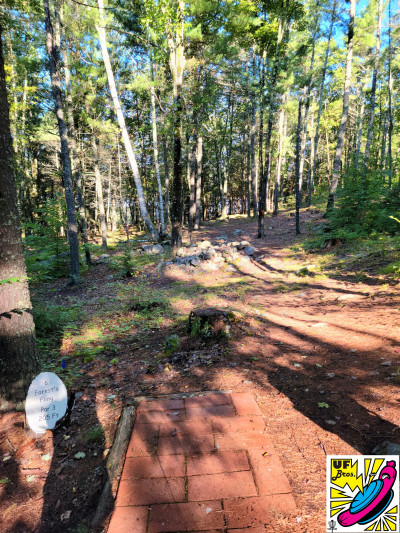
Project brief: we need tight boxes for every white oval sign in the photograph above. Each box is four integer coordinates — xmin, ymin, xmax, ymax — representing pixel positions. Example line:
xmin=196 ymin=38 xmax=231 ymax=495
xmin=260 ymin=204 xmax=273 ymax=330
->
xmin=25 ymin=372 xmax=68 ymax=434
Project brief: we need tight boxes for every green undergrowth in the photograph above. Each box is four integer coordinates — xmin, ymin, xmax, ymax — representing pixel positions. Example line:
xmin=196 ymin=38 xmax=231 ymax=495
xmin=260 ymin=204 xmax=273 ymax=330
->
xmin=110 ymin=244 xmax=171 ymax=278
xmin=296 ymin=224 xmax=400 ymax=281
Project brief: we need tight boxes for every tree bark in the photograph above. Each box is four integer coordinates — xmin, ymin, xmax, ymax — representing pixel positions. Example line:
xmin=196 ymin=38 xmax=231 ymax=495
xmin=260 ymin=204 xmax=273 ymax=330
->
xmin=355 ymin=72 xmax=369 ymax=169
xmin=364 ymin=0 xmax=383 ymax=167
xmin=161 ymin=128 xmax=170 ymax=225
xmin=310 ymin=0 xmax=336 ymax=204
xmin=387 ymin=0 xmax=393 ymax=188
xmin=150 ymin=80 xmax=165 ymax=236
xmin=295 ymin=99 xmax=303 ymax=235
xmin=91 ymin=134 xmax=108 ymax=249
xmin=194 ymin=132 xmax=203 ymax=230
xmin=258 ymin=20 xmax=284 ymax=238
xmin=96 ymin=0 xmax=158 ymax=241
xmin=327 ymin=0 xmax=355 ymax=211
xmin=43 ymin=0 xmax=80 ymax=282
xmin=62 ymin=43 xmax=91 ymax=264
xmin=0 ymin=25 xmax=40 ymax=411
xmin=274 ymin=95 xmax=286 ymax=215
xmin=250 ymin=96 xmax=257 ymax=216
xmin=162 ymin=0 xmax=185 ymax=253
xmin=188 ymin=115 xmax=198 ymax=239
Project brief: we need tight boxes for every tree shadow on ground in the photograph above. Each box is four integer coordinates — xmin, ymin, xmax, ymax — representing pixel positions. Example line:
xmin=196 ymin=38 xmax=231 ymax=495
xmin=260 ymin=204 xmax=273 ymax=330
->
xmin=238 ymin=313 xmax=400 ymax=454
xmin=35 ymin=396 xmax=111 ymax=533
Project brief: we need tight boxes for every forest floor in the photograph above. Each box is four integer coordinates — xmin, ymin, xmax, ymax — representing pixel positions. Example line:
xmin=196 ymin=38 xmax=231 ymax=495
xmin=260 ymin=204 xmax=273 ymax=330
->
xmin=1 ymin=207 xmax=400 ymax=533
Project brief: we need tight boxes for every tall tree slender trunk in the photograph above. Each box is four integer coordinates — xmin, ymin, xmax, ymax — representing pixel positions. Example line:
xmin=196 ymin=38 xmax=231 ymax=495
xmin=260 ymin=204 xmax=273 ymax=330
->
xmin=150 ymin=81 xmax=165 ymax=236
xmin=162 ymin=0 xmax=185 ymax=253
xmin=247 ymin=129 xmax=251 ymax=216
xmin=295 ymin=99 xmax=303 ymax=235
xmin=327 ymin=0 xmax=355 ymax=211
xmin=250 ymin=96 xmax=257 ymax=216
xmin=306 ymin=107 xmax=315 ymax=206
xmin=220 ymin=96 xmax=234 ymax=219
xmin=258 ymin=19 xmax=284 ymax=238
xmin=43 ymin=0 xmax=80 ymax=282
xmin=310 ymin=0 xmax=336 ymax=204
xmin=96 ymin=0 xmax=158 ymax=241
xmin=258 ymin=52 xmax=266 ymax=200
xmin=355 ymin=72 xmax=369 ymax=168
xmin=274 ymin=95 xmax=286 ymax=215
xmin=62 ymin=43 xmax=91 ymax=264
xmin=194 ymin=132 xmax=202 ymax=230
xmin=117 ymin=136 xmax=130 ymax=244
xmin=188 ymin=121 xmax=197 ymax=240
xmin=161 ymin=128 xmax=170 ymax=224
xmin=111 ymin=181 xmax=117 ymax=233
xmin=387 ymin=0 xmax=393 ymax=188
xmin=364 ymin=0 xmax=383 ymax=166
xmin=299 ymin=9 xmax=319 ymax=201
xmin=0 ymin=25 xmax=40 ymax=411
xmin=90 ymin=132 xmax=107 ymax=249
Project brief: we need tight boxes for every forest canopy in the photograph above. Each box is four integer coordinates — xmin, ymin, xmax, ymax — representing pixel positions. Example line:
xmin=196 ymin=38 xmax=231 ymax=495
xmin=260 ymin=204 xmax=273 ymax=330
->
xmin=0 ymin=0 xmax=399 ymax=279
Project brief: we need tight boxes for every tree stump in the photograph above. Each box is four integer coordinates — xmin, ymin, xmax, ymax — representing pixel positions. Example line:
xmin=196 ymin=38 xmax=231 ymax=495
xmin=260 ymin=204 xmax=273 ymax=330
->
xmin=188 ymin=308 xmax=233 ymax=338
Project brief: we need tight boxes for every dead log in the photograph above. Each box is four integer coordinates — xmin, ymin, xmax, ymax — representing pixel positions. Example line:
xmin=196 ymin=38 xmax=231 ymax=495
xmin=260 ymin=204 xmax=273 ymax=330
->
xmin=91 ymin=404 xmax=136 ymax=528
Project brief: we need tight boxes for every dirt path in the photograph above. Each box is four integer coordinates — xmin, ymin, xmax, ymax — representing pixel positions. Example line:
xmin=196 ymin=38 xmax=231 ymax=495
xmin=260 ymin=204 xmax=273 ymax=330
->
xmin=1 ymin=210 xmax=399 ymax=533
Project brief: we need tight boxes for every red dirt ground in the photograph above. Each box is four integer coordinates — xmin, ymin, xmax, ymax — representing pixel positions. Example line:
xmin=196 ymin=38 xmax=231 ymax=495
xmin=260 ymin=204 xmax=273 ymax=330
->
xmin=1 ymin=210 xmax=399 ymax=533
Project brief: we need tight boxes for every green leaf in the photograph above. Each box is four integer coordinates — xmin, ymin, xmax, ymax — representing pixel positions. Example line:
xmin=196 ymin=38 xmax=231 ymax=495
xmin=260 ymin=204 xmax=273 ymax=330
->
xmin=318 ymin=402 xmax=330 ymax=408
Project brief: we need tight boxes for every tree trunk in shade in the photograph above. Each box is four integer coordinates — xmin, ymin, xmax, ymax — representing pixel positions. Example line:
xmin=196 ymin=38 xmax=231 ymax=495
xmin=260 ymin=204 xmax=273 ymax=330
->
xmin=0 ymin=25 xmax=40 ymax=411
xmin=43 ymin=0 xmax=80 ymax=282
xmin=327 ymin=0 xmax=355 ymax=211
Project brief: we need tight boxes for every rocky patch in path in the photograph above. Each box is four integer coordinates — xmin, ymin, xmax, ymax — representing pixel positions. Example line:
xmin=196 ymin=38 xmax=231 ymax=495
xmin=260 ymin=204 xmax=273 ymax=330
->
xmin=143 ymin=238 xmax=257 ymax=272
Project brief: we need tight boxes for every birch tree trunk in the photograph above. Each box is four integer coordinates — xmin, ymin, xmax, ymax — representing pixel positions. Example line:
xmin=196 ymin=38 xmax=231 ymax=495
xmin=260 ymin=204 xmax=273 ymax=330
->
xmin=364 ymin=0 xmax=383 ymax=167
xmin=96 ymin=0 xmax=158 ymax=241
xmin=0 ymin=25 xmax=40 ymax=410
xmin=43 ymin=0 xmax=80 ymax=282
xmin=327 ymin=0 xmax=355 ymax=211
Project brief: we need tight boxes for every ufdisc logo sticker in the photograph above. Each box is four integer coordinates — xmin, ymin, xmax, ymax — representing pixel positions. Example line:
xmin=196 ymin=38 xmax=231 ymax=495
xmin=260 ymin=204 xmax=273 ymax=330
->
xmin=327 ymin=456 xmax=399 ymax=532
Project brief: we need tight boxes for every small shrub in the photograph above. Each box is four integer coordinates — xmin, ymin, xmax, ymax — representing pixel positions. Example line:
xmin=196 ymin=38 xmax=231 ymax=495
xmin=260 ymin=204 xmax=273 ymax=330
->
xmin=85 ymin=426 xmax=104 ymax=443
xmin=32 ymin=303 xmax=82 ymax=339
xmin=164 ymin=334 xmax=180 ymax=356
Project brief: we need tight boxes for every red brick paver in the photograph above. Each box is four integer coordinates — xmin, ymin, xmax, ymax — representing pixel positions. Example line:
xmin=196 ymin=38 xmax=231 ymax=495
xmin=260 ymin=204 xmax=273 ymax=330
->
xmin=122 ymin=455 xmax=185 ymax=479
xmin=187 ymin=450 xmax=249 ymax=476
xmin=107 ymin=506 xmax=148 ymax=533
xmin=148 ymin=500 xmax=224 ymax=532
xmin=108 ymin=392 xmax=296 ymax=533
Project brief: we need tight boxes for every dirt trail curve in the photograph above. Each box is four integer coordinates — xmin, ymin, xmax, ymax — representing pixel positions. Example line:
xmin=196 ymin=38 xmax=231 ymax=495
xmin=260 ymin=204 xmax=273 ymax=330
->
xmin=1 ymin=210 xmax=399 ymax=533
